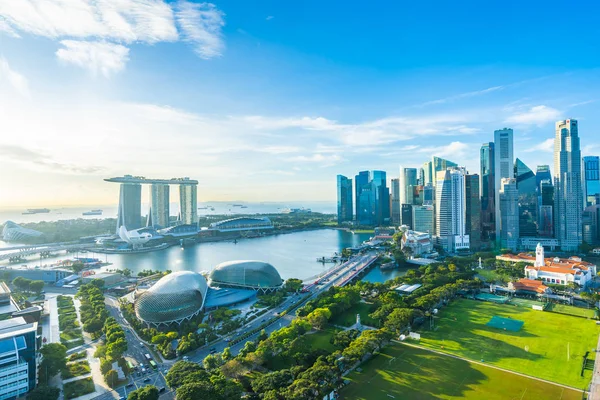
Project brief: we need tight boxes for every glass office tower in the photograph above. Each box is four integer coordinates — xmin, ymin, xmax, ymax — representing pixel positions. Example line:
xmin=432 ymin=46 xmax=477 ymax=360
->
xmin=583 ymin=156 xmax=600 ymax=207
xmin=116 ymin=183 xmax=142 ymax=232
xmin=336 ymin=175 xmax=353 ymax=224
xmin=465 ymin=174 xmax=481 ymax=250
xmin=480 ymin=142 xmax=495 ymax=243
xmin=515 ymin=159 xmax=538 ymax=237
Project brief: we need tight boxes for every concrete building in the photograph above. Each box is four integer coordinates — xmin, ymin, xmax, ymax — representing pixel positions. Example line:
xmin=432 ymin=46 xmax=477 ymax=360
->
xmin=179 ymin=181 xmax=198 ymax=225
xmin=106 ymin=175 xmax=199 ymax=233
xmin=435 ymin=168 xmax=469 ymax=252
xmin=515 ymin=159 xmax=538 ymax=238
xmin=499 ymin=178 xmax=519 ymax=251
xmin=401 ymin=230 xmax=434 ymax=256
xmin=583 ymin=156 xmax=600 ymax=207
xmin=149 ymin=183 xmax=170 ymax=228
xmin=0 ymin=317 xmax=38 ymax=399
xmin=498 ymin=244 xmax=596 ymax=287
xmin=465 ymin=174 xmax=481 ymax=251
xmin=336 ymin=175 xmax=353 ymax=224
xmin=480 ymin=142 xmax=495 ymax=244
xmin=412 ymin=205 xmax=434 ymax=235
xmin=494 ymin=128 xmax=514 ymax=241
xmin=554 ymin=119 xmax=583 ymax=251
xmin=391 ymin=178 xmax=401 ymax=225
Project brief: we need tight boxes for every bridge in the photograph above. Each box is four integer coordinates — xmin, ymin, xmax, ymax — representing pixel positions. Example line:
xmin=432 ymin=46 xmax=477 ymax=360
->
xmin=303 ymin=252 xmax=379 ymax=290
xmin=0 ymin=242 xmax=92 ymax=262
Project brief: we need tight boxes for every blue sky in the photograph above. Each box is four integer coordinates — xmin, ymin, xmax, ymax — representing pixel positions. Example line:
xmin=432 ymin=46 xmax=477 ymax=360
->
xmin=0 ymin=1 xmax=598 ymax=207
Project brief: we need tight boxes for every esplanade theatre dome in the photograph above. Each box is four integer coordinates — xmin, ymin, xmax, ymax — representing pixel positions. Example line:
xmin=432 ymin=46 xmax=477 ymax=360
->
xmin=209 ymin=260 xmax=283 ymax=292
xmin=135 ymin=271 xmax=208 ymax=326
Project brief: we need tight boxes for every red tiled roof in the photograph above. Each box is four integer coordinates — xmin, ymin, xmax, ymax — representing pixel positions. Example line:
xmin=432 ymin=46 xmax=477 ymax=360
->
xmin=511 ymin=278 xmax=548 ymax=294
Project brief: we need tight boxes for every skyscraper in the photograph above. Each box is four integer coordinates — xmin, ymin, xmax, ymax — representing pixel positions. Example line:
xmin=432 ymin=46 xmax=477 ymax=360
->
xmin=465 ymin=174 xmax=481 ymax=250
xmin=435 ymin=168 xmax=469 ymax=252
xmin=391 ymin=178 xmax=401 ymax=225
xmin=494 ymin=128 xmax=514 ymax=241
xmin=536 ymin=165 xmax=552 ymax=192
xmin=116 ymin=182 xmax=142 ymax=232
xmin=372 ymin=170 xmax=390 ymax=226
xmin=583 ymin=156 xmax=600 ymax=207
xmin=554 ymin=119 xmax=583 ymax=251
xmin=480 ymin=142 xmax=495 ymax=244
xmin=400 ymin=167 xmax=418 ymax=207
xmin=499 ymin=178 xmax=519 ymax=251
xmin=515 ymin=159 xmax=538 ymax=237
xmin=355 ymin=171 xmax=371 ymax=225
xmin=539 ymin=180 xmax=554 ymax=237
xmin=179 ymin=181 xmax=198 ymax=225
xmin=401 ymin=204 xmax=413 ymax=229
xmin=336 ymin=175 xmax=353 ymax=224
xmin=412 ymin=205 xmax=434 ymax=235
xmin=150 ymin=183 xmax=170 ymax=228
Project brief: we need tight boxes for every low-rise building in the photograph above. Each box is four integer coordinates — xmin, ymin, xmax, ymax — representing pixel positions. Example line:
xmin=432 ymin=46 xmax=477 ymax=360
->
xmin=0 ymin=317 xmax=38 ymax=399
xmin=497 ymin=243 xmax=597 ymax=287
xmin=508 ymin=278 xmax=551 ymax=295
xmin=401 ymin=230 xmax=433 ymax=257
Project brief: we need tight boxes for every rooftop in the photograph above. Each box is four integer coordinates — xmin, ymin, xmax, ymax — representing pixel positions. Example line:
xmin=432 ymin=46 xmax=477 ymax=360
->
xmin=0 ymin=317 xmax=37 ymax=340
xmin=104 ymin=175 xmax=198 ymax=185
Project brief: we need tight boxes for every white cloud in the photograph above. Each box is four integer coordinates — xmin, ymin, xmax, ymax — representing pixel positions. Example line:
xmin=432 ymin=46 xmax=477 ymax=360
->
xmin=0 ymin=18 xmax=20 ymax=37
xmin=290 ymin=153 xmax=343 ymax=167
xmin=524 ymin=138 xmax=554 ymax=153
xmin=175 ymin=1 xmax=225 ymax=59
xmin=0 ymin=0 xmax=178 ymax=43
xmin=505 ymin=105 xmax=561 ymax=126
xmin=0 ymin=58 xmax=29 ymax=97
xmin=56 ymin=40 xmax=129 ymax=77
xmin=266 ymin=15 xmax=274 ymax=21
xmin=0 ymin=0 xmax=226 ymax=73
xmin=417 ymin=141 xmax=471 ymax=158
xmin=419 ymin=85 xmax=505 ymax=107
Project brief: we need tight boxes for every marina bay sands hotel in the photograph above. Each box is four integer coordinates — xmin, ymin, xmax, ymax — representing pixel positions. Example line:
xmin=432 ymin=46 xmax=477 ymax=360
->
xmin=105 ymin=175 xmax=198 ymax=233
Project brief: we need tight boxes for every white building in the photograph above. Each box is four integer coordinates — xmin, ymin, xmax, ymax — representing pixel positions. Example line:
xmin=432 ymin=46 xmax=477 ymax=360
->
xmin=499 ymin=243 xmax=597 ymax=287
xmin=435 ymin=167 xmax=469 ymax=252
xmin=401 ymin=230 xmax=433 ymax=256
xmin=0 ymin=317 xmax=38 ymax=400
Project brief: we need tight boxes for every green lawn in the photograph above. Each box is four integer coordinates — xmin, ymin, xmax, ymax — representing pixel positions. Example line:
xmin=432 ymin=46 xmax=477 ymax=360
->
xmin=341 ymin=344 xmax=582 ymax=400
xmin=305 ymin=329 xmax=338 ymax=352
xmin=330 ymin=302 xmax=377 ymax=327
xmin=418 ymin=298 xmax=599 ymax=388
xmin=63 ymin=377 xmax=95 ymax=399
xmin=547 ymin=303 xmax=597 ymax=319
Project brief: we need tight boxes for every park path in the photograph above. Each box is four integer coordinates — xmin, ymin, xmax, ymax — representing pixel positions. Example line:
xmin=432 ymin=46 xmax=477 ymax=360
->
xmin=588 ymin=333 xmax=600 ymax=399
xmin=393 ymin=340 xmax=585 ymax=394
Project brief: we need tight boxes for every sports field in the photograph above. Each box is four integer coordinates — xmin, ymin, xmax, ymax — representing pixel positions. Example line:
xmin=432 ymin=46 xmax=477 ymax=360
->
xmin=341 ymin=344 xmax=582 ymax=400
xmin=419 ymin=298 xmax=599 ymax=388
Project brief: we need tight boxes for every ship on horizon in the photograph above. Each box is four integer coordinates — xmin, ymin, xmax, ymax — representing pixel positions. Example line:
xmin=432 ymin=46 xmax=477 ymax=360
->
xmin=22 ymin=208 xmax=50 ymax=215
xmin=82 ymin=209 xmax=103 ymax=216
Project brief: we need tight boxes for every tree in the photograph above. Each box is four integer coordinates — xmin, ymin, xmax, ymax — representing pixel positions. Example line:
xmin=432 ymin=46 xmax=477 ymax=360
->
xmin=221 ymin=347 xmax=232 ymax=361
xmin=27 ymin=385 xmax=60 ymax=400
xmin=71 ymin=261 xmax=86 ymax=273
xmin=128 ymin=385 xmax=159 ymax=400
xmin=105 ymin=369 xmax=119 ymax=387
xmin=306 ymin=307 xmax=332 ymax=330
xmin=257 ymin=329 xmax=268 ymax=342
xmin=39 ymin=343 xmax=67 ymax=377
xmin=221 ymin=359 xmax=247 ymax=379
xmin=166 ymin=361 xmax=209 ymax=388
xmin=202 ymin=353 xmax=223 ymax=371
xmin=90 ymin=278 xmax=105 ymax=289
xmin=12 ymin=276 xmax=30 ymax=291
xmin=29 ymin=280 xmax=45 ymax=294
xmin=285 ymin=278 xmax=304 ymax=292
xmin=176 ymin=382 xmax=219 ymax=400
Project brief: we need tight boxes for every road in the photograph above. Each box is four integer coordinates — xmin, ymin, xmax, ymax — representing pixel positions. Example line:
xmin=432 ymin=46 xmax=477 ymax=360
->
xmin=98 ymin=297 xmax=171 ymax=399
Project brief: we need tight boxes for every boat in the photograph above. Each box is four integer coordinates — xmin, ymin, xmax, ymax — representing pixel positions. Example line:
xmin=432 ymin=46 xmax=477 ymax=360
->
xmin=83 ymin=210 xmax=103 ymax=216
xmin=22 ymin=208 xmax=50 ymax=215
xmin=232 ymin=204 xmax=243 ymax=207
xmin=240 ymin=205 xmax=248 ymax=209
xmin=198 ymin=207 xmax=208 ymax=210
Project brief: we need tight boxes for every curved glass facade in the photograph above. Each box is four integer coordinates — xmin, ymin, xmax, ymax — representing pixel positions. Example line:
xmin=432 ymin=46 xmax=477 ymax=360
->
xmin=135 ymin=271 xmax=208 ymax=325
xmin=2 ymin=221 xmax=43 ymax=242
xmin=209 ymin=260 xmax=282 ymax=290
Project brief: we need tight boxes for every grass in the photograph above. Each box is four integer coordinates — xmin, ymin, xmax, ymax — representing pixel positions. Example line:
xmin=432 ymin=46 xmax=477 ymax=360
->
xmin=418 ymin=298 xmax=599 ymax=388
xmin=68 ymin=351 xmax=87 ymax=361
xmin=330 ymin=302 xmax=378 ymax=327
xmin=62 ymin=360 xmax=91 ymax=379
xmin=63 ymin=377 xmax=95 ymax=399
xmin=546 ymin=303 xmax=597 ymax=319
xmin=341 ymin=343 xmax=582 ymax=400
xmin=60 ymin=329 xmax=83 ymax=342
xmin=305 ymin=329 xmax=338 ymax=353
xmin=63 ymin=338 xmax=85 ymax=350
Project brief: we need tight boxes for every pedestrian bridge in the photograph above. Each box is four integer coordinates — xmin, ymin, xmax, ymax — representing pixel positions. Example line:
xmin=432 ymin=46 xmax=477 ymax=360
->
xmin=0 ymin=242 xmax=91 ymax=261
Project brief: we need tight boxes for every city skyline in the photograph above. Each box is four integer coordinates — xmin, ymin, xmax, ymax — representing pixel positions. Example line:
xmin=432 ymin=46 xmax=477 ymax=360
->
xmin=1 ymin=2 xmax=600 ymax=207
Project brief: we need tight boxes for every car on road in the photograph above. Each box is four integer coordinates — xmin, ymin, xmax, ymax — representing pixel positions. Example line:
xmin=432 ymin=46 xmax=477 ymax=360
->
xmin=159 ymin=387 xmax=166 ymax=393
xmin=126 ymin=383 xmax=134 ymax=388
xmin=143 ymin=378 xmax=151 ymax=383
xmin=209 ymin=348 xmax=217 ymax=354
